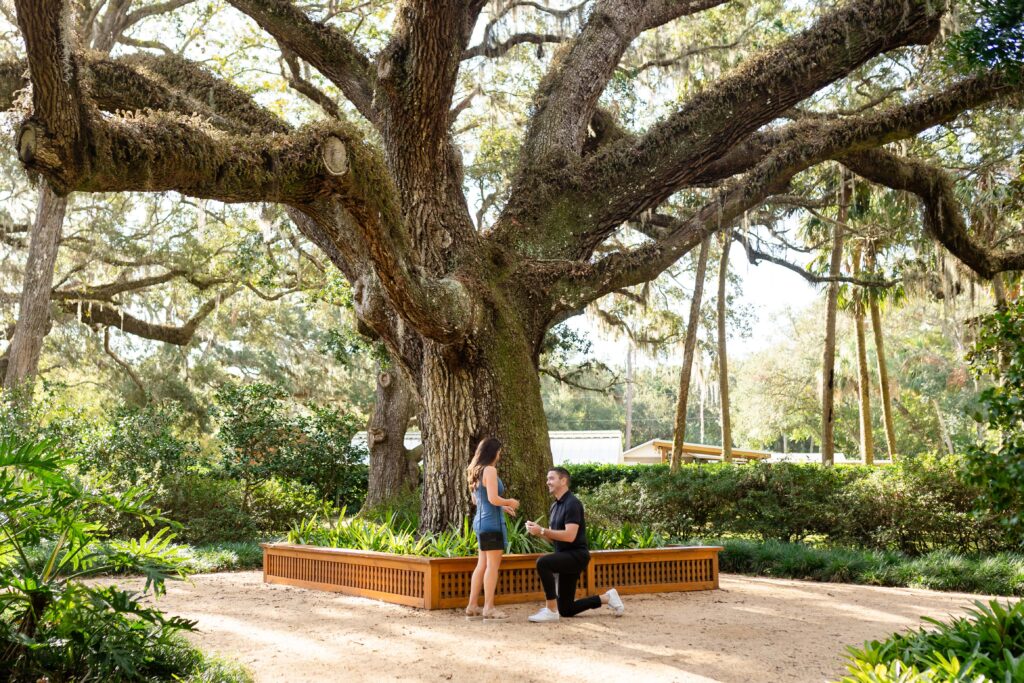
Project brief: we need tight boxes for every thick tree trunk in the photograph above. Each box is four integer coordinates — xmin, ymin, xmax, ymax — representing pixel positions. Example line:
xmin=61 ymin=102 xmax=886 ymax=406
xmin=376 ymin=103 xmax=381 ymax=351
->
xmin=821 ymin=173 xmax=848 ymax=467
xmin=852 ymin=243 xmax=875 ymax=465
xmin=362 ymin=364 xmax=420 ymax=511
xmin=671 ymin=235 xmax=711 ymax=471
xmin=866 ymin=246 xmax=897 ymax=460
xmin=417 ymin=325 xmax=552 ymax=533
xmin=4 ymin=185 xmax=65 ymax=390
xmin=717 ymin=230 xmax=733 ymax=462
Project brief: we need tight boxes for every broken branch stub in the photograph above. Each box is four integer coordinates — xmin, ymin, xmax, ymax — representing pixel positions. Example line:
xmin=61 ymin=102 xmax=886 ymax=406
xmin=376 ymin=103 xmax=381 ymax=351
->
xmin=322 ymin=136 xmax=348 ymax=176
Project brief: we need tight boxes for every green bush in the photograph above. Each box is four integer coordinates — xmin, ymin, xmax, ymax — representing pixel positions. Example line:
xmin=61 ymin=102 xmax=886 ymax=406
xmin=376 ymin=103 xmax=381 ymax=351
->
xmin=214 ymin=382 xmax=368 ymax=511
xmin=965 ymin=300 xmax=1024 ymax=546
xmin=711 ymin=538 xmax=1024 ymax=595
xmin=79 ymin=402 xmax=199 ymax=489
xmin=581 ymin=458 xmax=1011 ymax=554
xmin=0 ymin=434 xmax=247 ymax=682
xmin=564 ymin=463 xmax=668 ymax=492
xmin=841 ymin=599 xmax=1024 ymax=682
xmin=287 ymin=510 xmax=667 ymax=557
xmin=155 ymin=474 xmax=324 ymax=544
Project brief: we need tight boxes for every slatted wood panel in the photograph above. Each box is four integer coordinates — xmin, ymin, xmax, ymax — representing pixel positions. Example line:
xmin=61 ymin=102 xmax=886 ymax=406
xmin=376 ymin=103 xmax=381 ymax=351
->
xmin=262 ymin=544 xmax=721 ymax=610
xmin=589 ymin=549 xmax=719 ymax=596
xmin=263 ymin=544 xmax=431 ymax=608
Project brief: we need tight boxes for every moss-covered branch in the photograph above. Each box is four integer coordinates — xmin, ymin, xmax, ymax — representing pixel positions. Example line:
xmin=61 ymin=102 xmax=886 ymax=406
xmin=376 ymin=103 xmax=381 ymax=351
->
xmin=582 ymin=0 xmax=945 ymax=234
xmin=556 ymin=69 xmax=1023 ymax=306
xmin=226 ymin=0 xmax=376 ymax=122
xmin=516 ymin=0 xmax=729 ymax=166
xmin=66 ymin=288 xmax=238 ymax=346
xmin=842 ymin=149 xmax=1024 ymax=279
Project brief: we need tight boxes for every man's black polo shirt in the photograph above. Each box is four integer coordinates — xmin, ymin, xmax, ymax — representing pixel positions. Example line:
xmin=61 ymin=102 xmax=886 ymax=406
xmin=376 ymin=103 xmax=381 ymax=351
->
xmin=549 ymin=490 xmax=589 ymax=552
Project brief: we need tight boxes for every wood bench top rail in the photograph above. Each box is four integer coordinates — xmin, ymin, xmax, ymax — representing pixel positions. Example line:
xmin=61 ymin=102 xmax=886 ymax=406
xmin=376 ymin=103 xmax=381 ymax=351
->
xmin=262 ymin=542 xmax=724 ymax=563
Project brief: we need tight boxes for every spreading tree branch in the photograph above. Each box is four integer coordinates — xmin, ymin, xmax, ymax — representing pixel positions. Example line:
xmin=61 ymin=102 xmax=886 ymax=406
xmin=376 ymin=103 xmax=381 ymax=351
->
xmin=226 ymin=0 xmax=376 ymax=122
xmin=842 ymin=149 xmax=1024 ymax=279
xmin=583 ymin=0 xmax=945 ymax=234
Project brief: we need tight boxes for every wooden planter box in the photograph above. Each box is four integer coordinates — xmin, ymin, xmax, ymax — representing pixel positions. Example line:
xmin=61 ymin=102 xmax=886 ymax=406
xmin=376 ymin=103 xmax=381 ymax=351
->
xmin=262 ymin=543 xmax=721 ymax=610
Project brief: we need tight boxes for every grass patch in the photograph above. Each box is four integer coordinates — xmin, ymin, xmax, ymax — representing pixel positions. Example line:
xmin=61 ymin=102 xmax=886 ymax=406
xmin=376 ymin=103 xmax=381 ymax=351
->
xmin=699 ymin=538 xmax=1024 ymax=596
xmin=150 ymin=633 xmax=254 ymax=683
xmin=177 ymin=541 xmax=265 ymax=573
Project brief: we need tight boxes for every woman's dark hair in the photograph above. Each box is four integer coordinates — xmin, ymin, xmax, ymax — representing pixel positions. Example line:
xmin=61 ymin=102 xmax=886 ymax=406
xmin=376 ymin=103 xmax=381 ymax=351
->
xmin=466 ymin=437 xmax=503 ymax=492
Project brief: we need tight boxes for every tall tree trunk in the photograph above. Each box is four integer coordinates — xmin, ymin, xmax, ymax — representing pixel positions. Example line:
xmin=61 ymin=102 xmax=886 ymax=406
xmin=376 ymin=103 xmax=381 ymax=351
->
xmin=624 ymin=340 xmax=634 ymax=451
xmin=3 ymin=185 xmax=65 ymax=390
xmin=417 ymin=325 xmax=552 ymax=533
xmin=866 ymin=245 xmax=897 ymax=460
xmin=934 ymin=398 xmax=954 ymax=455
xmin=362 ymin=363 xmax=420 ymax=511
xmin=852 ymin=243 xmax=875 ymax=464
xmin=717 ymin=230 xmax=733 ymax=462
xmin=671 ymin=235 xmax=711 ymax=471
xmin=821 ymin=171 xmax=848 ymax=467
xmin=699 ymin=383 xmax=706 ymax=444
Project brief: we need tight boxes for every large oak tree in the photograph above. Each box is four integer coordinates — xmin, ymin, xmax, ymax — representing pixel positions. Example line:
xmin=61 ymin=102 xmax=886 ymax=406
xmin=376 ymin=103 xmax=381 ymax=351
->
xmin=5 ymin=0 xmax=1023 ymax=530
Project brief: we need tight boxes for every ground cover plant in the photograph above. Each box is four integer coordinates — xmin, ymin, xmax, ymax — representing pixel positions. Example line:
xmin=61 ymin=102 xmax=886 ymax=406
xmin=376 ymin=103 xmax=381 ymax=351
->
xmin=840 ymin=599 xmax=1024 ymax=682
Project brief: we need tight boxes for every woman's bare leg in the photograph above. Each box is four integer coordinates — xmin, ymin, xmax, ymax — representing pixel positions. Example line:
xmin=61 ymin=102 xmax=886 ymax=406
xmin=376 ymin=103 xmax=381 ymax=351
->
xmin=467 ymin=551 xmax=487 ymax=613
xmin=482 ymin=549 xmax=504 ymax=612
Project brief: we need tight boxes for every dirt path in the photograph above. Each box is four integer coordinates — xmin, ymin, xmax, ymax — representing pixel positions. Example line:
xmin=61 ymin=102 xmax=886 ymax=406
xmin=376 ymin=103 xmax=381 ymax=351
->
xmin=120 ymin=572 xmax=1004 ymax=682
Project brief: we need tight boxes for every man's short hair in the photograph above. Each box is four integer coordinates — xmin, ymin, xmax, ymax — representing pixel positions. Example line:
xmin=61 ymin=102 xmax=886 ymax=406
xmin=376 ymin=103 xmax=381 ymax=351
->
xmin=548 ymin=467 xmax=571 ymax=485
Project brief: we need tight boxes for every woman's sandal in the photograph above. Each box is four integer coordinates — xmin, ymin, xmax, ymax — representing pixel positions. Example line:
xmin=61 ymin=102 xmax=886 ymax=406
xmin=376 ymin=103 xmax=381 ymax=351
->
xmin=465 ymin=606 xmax=483 ymax=621
xmin=482 ymin=608 xmax=509 ymax=621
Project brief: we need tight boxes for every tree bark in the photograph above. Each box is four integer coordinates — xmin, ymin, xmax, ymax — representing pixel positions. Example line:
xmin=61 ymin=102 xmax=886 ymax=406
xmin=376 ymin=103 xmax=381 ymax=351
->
xmin=821 ymin=173 xmax=848 ymax=467
xmin=362 ymin=364 xmax=420 ymax=511
xmin=624 ymin=341 xmax=634 ymax=451
xmin=671 ymin=235 xmax=711 ymax=471
xmin=3 ymin=185 xmax=66 ymax=390
xmin=416 ymin=325 xmax=552 ymax=533
xmin=852 ymin=243 xmax=875 ymax=465
xmin=866 ymin=245 xmax=897 ymax=460
xmin=934 ymin=398 xmax=954 ymax=455
xmin=716 ymin=230 xmax=733 ymax=462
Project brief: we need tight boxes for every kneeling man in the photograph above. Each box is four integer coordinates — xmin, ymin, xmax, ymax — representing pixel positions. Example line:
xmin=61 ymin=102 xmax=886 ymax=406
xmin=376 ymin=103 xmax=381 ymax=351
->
xmin=525 ymin=467 xmax=624 ymax=622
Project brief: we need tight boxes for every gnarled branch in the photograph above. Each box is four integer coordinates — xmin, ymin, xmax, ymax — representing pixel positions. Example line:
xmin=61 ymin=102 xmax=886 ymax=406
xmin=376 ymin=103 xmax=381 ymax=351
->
xmin=842 ymin=149 xmax=1024 ymax=279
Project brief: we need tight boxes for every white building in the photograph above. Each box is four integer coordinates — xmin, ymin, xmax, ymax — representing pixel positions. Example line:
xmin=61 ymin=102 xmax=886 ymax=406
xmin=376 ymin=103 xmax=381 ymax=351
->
xmin=352 ymin=430 xmax=624 ymax=465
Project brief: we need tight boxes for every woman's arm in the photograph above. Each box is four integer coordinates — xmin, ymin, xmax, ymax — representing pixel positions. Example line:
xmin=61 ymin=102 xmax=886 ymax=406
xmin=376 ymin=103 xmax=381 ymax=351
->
xmin=483 ymin=466 xmax=517 ymax=508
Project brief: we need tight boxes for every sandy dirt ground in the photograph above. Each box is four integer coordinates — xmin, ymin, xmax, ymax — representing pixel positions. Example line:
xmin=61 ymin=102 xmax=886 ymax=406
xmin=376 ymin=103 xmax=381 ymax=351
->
xmin=115 ymin=572 xmax=1003 ymax=683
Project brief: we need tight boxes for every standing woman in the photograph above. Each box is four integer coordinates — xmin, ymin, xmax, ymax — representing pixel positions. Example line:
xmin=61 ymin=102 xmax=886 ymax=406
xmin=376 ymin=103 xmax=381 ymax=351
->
xmin=465 ymin=437 xmax=519 ymax=621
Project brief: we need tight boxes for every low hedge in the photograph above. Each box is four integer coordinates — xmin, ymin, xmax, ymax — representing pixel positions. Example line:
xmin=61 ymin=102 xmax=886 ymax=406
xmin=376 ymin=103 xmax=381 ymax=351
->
xmin=578 ymin=456 xmax=1012 ymax=554
xmin=712 ymin=538 xmax=1024 ymax=596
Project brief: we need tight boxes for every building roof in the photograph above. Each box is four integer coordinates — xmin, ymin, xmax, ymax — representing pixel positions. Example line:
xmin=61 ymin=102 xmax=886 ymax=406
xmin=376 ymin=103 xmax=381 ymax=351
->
xmin=623 ymin=439 xmax=771 ymax=460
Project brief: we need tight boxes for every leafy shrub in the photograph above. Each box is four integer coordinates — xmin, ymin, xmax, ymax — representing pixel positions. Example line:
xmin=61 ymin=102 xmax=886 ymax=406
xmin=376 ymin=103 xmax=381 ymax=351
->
xmin=287 ymin=510 xmax=667 ymax=557
xmin=155 ymin=474 xmax=325 ymax=544
xmin=80 ymin=402 xmax=199 ymax=489
xmin=0 ymin=435 xmax=246 ymax=682
xmin=214 ymin=382 xmax=367 ymax=511
xmin=564 ymin=463 xmax=669 ymax=492
xmin=965 ymin=300 xmax=1024 ymax=545
xmin=841 ymin=599 xmax=1024 ymax=682
xmin=581 ymin=459 xmax=1011 ymax=553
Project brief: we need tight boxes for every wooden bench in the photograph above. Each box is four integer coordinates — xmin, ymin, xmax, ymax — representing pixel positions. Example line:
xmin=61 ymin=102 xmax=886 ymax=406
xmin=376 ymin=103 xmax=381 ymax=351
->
xmin=262 ymin=543 xmax=722 ymax=609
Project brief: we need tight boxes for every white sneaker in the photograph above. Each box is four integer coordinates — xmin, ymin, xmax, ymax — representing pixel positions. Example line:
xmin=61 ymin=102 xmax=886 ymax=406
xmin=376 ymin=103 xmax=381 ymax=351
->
xmin=527 ymin=607 xmax=560 ymax=623
xmin=605 ymin=588 xmax=624 ymax=616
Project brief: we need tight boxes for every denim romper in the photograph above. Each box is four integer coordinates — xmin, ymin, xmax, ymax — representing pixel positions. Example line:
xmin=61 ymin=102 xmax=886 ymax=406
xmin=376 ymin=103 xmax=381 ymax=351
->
xmin=472 ymin=477 xmax=507 ymax=549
